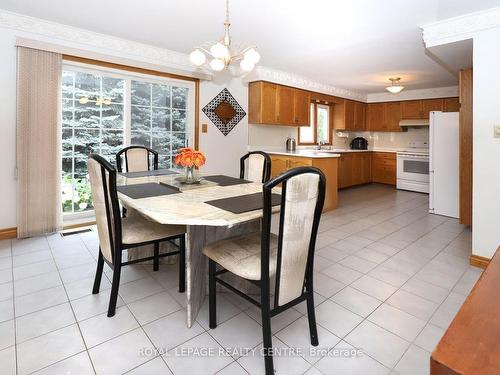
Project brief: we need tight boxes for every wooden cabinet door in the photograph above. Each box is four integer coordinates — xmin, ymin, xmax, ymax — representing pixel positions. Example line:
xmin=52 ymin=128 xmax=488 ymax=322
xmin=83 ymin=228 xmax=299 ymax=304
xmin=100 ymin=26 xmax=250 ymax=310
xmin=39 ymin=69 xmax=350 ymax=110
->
xmin=293 ymin=90 xmax=310 ymax=126
xmin=385 ymin=102 xmax=402 ymax=131
xmin=361 ymin=153 xmax=371 ymax=183
xmin=276 ymin=85 xmax=295 ymax=125
xmin=260 ymin=82 xmax=278 ymax=124
xmin=351 ymin=154 xmax=363 ymax=185
xmin=444 ymin=97 xmax=460 ymax=112
xmin=422 ymin=99 xmax=444 ymax=118
xmin=270 ymin=156 xmax=289 ymax=178
xmin=344 ymin=100 xmax=356 ymax=131
xmin=401 ymin=100 xmax=422 ymax=119
xmin=338 ymin=154 xmax=353 ymax=188
xmin=367 ymin=103 xmax=384 ymax=131
xmin=354 ymin=102 xmax=366 ymax=130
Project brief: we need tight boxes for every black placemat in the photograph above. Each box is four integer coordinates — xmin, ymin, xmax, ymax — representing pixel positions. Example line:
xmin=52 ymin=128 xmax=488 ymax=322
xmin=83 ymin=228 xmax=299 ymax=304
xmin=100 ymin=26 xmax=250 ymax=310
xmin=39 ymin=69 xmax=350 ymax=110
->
xmin=205 ymin=192 xmax=281 ymax=214
xmin=120 ymin=169 xmax=178 ymax=178
xmin=117 ymin=183 xmax=180 ymax=199
xmin=203 ymin=175 xmax=252 ymax=186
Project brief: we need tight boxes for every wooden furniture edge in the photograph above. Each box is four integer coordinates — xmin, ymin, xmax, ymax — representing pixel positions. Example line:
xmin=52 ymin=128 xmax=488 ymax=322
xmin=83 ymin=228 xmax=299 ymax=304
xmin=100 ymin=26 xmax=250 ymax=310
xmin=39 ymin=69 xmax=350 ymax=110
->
xmin=0 ymin=227 xmax=17 ymax=240
xmin=469 ymin=254 xmax=490 ymax=269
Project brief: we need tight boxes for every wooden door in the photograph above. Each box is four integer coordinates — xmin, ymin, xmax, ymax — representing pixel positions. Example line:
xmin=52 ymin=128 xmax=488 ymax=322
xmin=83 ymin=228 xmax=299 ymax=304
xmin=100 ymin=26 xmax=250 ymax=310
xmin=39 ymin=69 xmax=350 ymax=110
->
xmin=351 ymin=154 xmax=363 ymax=185
xmin=422 ymin=99 xmax=444 ymax=118
xmin=367 ymin=103 xmax=384 ymax=131
xmin=276 ymin=85 xmax=295 ymax=125
xmin=261 ymin=82 xmax=278 ymax=124
xmin=444 ymin=97 xmax=460 ymax=112
xmin=270 ymin=155 xmax=289 ymax=178
xmin=338 ymin=154 xmax=353 ymax=188
xmin=354 ymin=102 xmax=366 ymax=130
xmin=293 ymin=90 xmax=310 ymax=126
xmin=344 ymin=100 xmax=356 ymax=131
xmin=401 ymin=100 xmax=422 ymax=119
xmin=385 ymin=102 xmax=402 ymax=131
xmin=361 ymin=153 xmax=371 ymax=183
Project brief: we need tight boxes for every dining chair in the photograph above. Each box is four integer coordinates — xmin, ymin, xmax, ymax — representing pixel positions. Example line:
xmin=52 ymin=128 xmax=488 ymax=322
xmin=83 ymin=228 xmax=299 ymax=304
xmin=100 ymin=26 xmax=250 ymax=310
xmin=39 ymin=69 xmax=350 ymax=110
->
xmin=203 ymin=166 xmax=326 ymax=374
xmin=88 ymin=154 xmax=186 ymax=317
xmin=240 ymin=151 xmax=271 ymax=183
xmin=116 ymin=145 xmax=159 ymax=172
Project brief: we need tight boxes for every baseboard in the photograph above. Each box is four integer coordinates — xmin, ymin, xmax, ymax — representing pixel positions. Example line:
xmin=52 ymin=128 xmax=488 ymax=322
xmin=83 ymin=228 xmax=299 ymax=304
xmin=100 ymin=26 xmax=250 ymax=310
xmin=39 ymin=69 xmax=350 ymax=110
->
xmin=470 ymin=254 xmax=490 ymax=269
xmin=63 ymin=221 xmax=96 ymax=230
xmin=0 ymin=227 xmax=17 ymax=240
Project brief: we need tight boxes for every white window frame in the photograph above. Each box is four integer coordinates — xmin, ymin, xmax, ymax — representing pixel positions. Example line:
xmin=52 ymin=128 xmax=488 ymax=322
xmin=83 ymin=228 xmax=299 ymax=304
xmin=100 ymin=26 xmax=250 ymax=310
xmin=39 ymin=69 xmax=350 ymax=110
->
xmin=62 ymin=61 xmax=196 ymax=222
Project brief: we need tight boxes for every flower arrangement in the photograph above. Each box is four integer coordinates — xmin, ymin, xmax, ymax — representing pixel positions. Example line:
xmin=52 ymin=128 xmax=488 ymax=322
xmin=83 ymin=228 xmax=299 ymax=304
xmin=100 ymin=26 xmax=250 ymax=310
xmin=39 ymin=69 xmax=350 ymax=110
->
xmin=174 ymin=148 xmax=206 ymax=183
xmin=174 ymin=147 xmax=206 ymax=168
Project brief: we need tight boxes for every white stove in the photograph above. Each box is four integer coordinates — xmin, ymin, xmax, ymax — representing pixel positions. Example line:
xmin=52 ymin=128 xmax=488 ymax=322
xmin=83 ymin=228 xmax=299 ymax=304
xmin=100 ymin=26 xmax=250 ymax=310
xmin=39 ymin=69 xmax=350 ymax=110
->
xmin=397 ymin=141 xmax=430 ymax=193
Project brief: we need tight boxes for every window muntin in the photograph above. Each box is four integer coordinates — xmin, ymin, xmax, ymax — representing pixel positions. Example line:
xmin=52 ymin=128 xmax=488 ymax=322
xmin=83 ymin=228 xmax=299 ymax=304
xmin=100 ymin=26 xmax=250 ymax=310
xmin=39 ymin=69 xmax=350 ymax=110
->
xmin=298 ymin=102 xmax=331 ymax=145
xmin=61 ymin=65 xmax=194 ymax=218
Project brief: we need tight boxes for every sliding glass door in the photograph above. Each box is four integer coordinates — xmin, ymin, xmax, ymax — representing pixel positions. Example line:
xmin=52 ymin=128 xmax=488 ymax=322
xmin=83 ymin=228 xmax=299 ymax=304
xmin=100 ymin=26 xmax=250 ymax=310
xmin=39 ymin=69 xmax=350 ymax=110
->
xmin=61 ymin=64 xmax=195 ymax=219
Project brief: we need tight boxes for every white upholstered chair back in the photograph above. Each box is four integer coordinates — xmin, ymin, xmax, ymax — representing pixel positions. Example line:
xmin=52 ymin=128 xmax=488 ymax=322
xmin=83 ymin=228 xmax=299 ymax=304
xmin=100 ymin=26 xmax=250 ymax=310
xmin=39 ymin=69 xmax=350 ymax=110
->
xmin=122 ymin=148 xmax=149 ymax=172
xmin=88 ymin=156 xmax=119 ymax=263
xmin=240 ymin=151 xmax=271 ymax=183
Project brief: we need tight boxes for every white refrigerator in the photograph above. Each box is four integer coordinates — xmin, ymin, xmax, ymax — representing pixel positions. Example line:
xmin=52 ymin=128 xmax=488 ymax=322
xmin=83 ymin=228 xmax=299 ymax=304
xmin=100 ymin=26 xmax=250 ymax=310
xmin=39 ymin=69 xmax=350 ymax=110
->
xmin=429 ymin=111 xmax=460 ymax=218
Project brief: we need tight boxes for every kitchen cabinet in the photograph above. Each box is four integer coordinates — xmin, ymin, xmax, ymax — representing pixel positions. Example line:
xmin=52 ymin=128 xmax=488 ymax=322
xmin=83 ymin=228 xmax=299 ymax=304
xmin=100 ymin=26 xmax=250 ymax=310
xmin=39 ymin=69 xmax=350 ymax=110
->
xmin=366 ymin=102 xmax=402 ymax=132
xmin=371 ymin=152 xmax=396 ymax=185
xmin=269 ymin=154 xmax=338 ymax=211
xmin=401 ymin=99 xmax=444 ymax=119
xmin=248 ymin=81 xmax=310 ymax=126
xmin=333 ymin=99 xmax=366 ymax=131
xmin=338 ymin=153 xmax=371 ymax=188
xmin=422 ymin=99 xmax=444 ymax=117
xmin=444 ymin=97 xmax=460 ymax=112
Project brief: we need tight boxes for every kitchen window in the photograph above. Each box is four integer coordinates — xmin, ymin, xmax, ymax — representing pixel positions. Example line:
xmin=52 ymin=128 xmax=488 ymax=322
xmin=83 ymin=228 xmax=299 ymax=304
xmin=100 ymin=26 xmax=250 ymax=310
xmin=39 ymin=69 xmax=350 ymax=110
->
xmin=298 ymin=102 xmax=332 ymax=145
xmin=61 ymin=63 xmax=195 ymax=219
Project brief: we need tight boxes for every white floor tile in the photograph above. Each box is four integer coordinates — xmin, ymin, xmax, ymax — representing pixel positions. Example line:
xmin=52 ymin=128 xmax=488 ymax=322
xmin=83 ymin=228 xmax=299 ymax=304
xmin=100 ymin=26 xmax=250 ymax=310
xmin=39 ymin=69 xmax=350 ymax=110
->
xmin=314 ymin=273 xmax=346 ymax=298
xmin=209 ymin=312 xmax=263 ymax=354
xmin=0 ymin=320 xmax=15 ymax=350
xmin=89 ymin=328 xmax=153 ymax=375
xmin=118 ymin=277 xmax=164 ymax=304
xmin=13 ymin=271 xmax=62 ymax=297
xmin=321 ymin=263 xmax=363 ymax=285
xmin=401 ymin=278 xmax=449 ymax=304
xmin=216 ymin=361 xmax=247 ymax=375
xmin=394 ymin=345 xmax=430 ymax=375
xmin=331 ymin=287 xmax=382 ymax=318
xmin=127 ymin=356 xmax=173 ymax=375
xmin=339 ymin=255 xmax=378 ymax=274
xmin=16 ymin=324 xmax=86 ymax=375
xmin=14 ymin=285 xmax=68 ymax=317
xmin=0 ymin=282 xmax=13 ymax=302
xmin=368 ymin=303 xmax=426 ymax=342
xmin=316 ymin=300 xmax=363 ymax=338
xmin=65 ymin=276 xmax=110 ymax=301
xmin=71 ymin=289 xmax=125 ymax=321
xmin=32 ymin=352 xmax=94 ymax=375
xmin=79 ymin=306 xmax=139 ymax=348
xmin=350 ymin=275 xmax=397 ymax=301
xmin=414 ymin=323 xmax=445 ymax=352
xmin=0 ymin=299 xmax=14 ymax=323
xmin=128 ymin=291 xmax=182 ymax=326
xmin=15 ymin=302 xmax=75 ymax=343
xmin=345 ymin=320 xmax=409 ymax=368
xmin=0 ymin=346 xmax=16 ymax=375
xmin=386 ymin=289 xmax=438 ymax=321
xmin=245 ymin=305 xmax=302 ymax=334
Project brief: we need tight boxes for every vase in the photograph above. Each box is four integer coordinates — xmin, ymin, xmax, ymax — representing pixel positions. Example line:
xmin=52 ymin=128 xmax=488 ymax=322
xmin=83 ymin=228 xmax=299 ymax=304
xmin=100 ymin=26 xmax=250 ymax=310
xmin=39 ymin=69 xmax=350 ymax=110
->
xmin=185 ymin=166 xmax=196 ymax=183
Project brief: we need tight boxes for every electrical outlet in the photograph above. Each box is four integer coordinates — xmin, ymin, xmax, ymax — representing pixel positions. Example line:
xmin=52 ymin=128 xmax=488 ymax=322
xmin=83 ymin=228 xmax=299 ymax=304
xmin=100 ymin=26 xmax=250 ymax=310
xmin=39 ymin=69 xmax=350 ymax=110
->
xmin=494 ymin=124 xmax=500 ymax=138
xmin=202 ymin=123 xmax=208 ymax=133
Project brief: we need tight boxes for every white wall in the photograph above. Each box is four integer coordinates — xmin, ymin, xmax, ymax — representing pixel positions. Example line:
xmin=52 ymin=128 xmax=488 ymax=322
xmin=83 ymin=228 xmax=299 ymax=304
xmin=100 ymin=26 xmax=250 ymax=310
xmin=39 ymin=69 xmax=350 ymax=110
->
xmin=472 ymin=27 xmax=500 ymax=258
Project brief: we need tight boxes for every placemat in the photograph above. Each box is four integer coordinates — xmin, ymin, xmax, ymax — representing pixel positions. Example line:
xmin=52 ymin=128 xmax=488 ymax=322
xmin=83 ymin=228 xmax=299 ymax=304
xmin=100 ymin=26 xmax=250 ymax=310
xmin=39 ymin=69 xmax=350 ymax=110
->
xmin=205 ymin=192 xmax=281 ymax=214
xmin=117 ymin=183 xmax=180 ymax=199
xmin=203 ymin=175 xmax=252 ymax=186
xmin=120 ymin=169 xmax=178 ymax=178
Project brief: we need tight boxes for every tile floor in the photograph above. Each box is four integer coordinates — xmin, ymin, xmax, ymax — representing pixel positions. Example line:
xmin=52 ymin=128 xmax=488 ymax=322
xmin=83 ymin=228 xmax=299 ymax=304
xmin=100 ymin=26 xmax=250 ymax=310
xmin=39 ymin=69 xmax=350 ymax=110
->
xmin=0 ymin=184 xmax=482 ymax=374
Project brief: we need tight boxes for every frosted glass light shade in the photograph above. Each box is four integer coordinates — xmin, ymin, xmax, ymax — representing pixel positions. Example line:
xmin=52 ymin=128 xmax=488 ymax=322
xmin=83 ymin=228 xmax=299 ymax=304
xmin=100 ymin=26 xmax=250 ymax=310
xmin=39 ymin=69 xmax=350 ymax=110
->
xmin=244 ymin=48 xmax=260 ymax=64
xmin=189 ymin=49 xmax=206 ymax=66
xmin=240 ymin=59 xmax=255 ymax=72
xmin=210 ymin=58 xmax=225 ymax=71
xmin=210 ymin=42 xmax=229 ymax=59
xmin=385 ymin=85 xmax=405 ymax=94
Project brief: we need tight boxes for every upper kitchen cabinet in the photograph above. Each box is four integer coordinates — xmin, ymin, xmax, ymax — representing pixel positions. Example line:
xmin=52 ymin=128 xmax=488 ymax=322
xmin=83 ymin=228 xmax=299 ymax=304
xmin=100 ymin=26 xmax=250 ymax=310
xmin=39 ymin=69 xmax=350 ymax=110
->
xmin=333 ymin=99 xmax=366 ymax=131
xmin=401 ymin=98 xmax=444 ymax=119
xmin=366 ymin=102 xmax=402 ymax=132
xmin=248 ymin=81 xmax=310 ymax=126
xmin=444 ymin=97 xmax=460 ymax=112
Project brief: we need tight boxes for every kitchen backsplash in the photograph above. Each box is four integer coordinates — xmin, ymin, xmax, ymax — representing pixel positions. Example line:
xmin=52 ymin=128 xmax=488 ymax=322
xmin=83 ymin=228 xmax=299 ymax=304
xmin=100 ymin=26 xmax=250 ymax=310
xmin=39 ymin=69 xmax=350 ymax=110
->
xmin=248 ymin=123 xmax=429 ymax=150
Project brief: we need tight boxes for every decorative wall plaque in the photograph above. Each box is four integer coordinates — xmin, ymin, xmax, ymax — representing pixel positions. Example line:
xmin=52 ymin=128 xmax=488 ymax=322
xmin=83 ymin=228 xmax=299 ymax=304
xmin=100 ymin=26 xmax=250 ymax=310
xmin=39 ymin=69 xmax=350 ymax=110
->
xmin=202 ymin=88 xmax=246 ymax=136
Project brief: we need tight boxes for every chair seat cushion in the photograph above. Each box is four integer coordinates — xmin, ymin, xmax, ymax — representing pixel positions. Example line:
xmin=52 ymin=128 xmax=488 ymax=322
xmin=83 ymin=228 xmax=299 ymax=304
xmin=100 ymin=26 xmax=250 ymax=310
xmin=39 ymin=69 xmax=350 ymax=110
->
xmin=202 ymin=232 xmax=278 ymax=280
xmin=122 ymin=214 xmax=185 ymax=245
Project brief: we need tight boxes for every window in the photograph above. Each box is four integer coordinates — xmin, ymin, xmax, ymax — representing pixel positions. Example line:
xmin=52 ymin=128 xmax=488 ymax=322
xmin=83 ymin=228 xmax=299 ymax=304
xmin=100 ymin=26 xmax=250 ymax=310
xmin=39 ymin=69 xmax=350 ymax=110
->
xmin=61 ymin=64 xmax=194 ymax=218
xmin=298 ymin=102 xmax=332 ymax=145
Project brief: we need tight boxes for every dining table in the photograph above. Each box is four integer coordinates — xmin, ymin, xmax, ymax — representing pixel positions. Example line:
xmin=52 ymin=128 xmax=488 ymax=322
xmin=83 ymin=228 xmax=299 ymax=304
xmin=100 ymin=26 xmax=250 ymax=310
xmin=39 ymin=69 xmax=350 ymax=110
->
xmin=117 ymin=172 xmax=279 ymax=327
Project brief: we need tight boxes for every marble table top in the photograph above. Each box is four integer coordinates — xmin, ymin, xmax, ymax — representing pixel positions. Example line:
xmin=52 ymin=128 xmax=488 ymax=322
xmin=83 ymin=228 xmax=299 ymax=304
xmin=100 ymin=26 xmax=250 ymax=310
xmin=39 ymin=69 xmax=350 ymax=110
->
xmin=117 ymin=173 xmax=279 ymax=227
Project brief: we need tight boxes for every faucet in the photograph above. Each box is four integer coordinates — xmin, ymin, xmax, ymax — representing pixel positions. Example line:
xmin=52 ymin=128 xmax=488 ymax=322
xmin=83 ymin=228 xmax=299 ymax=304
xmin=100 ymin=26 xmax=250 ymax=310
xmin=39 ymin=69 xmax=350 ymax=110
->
xmin=317 ymin=140 xmax=327 ymax=150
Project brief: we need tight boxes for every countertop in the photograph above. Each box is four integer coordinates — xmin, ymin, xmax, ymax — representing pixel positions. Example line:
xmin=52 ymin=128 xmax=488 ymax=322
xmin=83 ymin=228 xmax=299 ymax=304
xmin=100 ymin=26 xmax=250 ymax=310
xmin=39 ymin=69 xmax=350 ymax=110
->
xmin=262 ymin=148 xmax=402 ymax=158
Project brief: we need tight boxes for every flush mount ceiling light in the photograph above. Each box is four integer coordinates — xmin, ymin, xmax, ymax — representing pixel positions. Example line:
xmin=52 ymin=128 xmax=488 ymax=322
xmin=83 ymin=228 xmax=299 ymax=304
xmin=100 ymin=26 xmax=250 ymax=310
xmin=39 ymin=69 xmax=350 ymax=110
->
xmin=385 ymin=77 xmax=405 ymax=94
xmin=189 ymin=0 xmax=260 ymax=73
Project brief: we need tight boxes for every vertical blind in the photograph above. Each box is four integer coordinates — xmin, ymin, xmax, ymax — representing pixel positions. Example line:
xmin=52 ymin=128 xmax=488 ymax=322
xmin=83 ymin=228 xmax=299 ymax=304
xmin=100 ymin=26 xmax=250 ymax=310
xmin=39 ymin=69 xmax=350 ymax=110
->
xmin=16 ymin=47 xmax=63 ymax=237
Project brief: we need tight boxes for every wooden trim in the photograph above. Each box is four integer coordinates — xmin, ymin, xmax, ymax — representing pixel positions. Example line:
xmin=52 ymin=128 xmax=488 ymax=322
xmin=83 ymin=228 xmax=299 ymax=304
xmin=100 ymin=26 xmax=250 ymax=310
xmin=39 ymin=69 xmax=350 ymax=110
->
xmin=470 ymin=254 xmax=490 ymax=269
xmin=0 ymin=227 xmax=17 ymax=240
xmin=63 ymin=221 xmax=96 ymax=231
xmin=63 ymin=55 xmax=199 ymax=82
xmin=459 ymin=69 xmax=472 ymax=226
xmin=194 ymin=80 xmax=200 ymax=150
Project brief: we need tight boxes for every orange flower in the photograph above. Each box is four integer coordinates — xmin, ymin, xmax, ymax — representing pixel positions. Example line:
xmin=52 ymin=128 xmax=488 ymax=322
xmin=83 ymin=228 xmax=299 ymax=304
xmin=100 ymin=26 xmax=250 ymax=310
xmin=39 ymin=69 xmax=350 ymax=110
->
xmin=174 ymin=148 xmax=206 ymax=168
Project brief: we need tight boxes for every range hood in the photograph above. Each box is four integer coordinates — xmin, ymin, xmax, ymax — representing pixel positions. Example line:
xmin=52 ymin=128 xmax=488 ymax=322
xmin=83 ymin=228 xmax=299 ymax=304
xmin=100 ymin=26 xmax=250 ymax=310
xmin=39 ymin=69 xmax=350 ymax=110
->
xmin=399 ymin=119 xmax=429 ymax=127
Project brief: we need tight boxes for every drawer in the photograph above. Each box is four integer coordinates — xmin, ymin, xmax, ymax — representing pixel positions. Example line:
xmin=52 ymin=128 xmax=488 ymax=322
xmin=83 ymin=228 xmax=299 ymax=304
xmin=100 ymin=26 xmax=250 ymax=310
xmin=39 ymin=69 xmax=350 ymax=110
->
xmin=372 ymin=159 xmax=396 ymax=169
xmin=372 ymin=152 xmax=396 ymax=161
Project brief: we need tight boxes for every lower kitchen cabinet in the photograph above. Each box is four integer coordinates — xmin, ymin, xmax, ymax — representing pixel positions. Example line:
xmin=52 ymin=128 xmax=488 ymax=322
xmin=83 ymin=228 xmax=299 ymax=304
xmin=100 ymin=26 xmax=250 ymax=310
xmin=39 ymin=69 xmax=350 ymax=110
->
xmin=338 ymin=153 xmax=372 ymax=188
xmin=269 ymin=154 xmax=338 ymax=211
xmin=371 ymin=152 xmax=396 ymax=185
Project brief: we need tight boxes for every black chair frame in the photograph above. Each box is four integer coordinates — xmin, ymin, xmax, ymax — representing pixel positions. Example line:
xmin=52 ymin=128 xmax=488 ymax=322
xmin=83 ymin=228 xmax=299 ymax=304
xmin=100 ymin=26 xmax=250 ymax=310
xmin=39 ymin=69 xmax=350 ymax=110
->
xmin=208 ymin=166 xmax=326 ymax=375
xmin=239 ymin=151 xmax=272 ymax=183
xmin=89 ymin=154 xmax=185 ymax=317
xmin=116 ymin=145 xmax=159 ymax=173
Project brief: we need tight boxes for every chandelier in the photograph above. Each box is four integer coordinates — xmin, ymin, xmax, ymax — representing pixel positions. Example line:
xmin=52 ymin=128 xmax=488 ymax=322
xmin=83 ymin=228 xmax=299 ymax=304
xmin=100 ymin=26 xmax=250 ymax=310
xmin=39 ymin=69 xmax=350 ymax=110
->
xmin=189 ymin=0 xmax=261 ymax=72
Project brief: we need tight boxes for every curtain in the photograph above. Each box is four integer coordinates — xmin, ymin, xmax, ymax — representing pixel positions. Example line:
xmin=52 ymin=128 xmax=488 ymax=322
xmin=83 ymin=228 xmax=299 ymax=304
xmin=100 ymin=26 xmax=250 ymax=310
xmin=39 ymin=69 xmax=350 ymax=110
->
xmin=16 ymin=47 xmax=62 ymax=238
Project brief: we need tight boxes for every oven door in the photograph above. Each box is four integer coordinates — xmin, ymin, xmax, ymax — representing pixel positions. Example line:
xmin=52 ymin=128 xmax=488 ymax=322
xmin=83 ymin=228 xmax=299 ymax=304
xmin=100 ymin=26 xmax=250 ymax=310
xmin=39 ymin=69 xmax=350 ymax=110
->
xmin=397 ymin=154 xmax=429 ymax=183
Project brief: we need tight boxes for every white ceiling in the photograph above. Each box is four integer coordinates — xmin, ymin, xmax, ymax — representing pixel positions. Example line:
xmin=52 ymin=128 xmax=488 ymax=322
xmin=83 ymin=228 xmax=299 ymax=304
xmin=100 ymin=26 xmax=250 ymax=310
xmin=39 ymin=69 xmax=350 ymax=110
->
xmin=0 ymin=0 xmax=498 ymax=93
